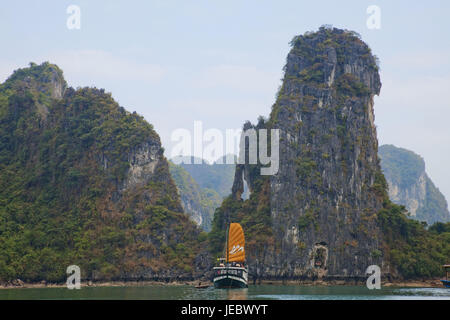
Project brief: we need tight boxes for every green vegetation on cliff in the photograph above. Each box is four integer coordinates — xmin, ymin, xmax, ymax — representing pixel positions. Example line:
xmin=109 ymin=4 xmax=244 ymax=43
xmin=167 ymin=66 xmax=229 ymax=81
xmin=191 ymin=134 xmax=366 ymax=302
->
xmin=0 ymin=62 xmax=205 ymax=283
xmin=374 ymin=173 xmax=449 ymax=279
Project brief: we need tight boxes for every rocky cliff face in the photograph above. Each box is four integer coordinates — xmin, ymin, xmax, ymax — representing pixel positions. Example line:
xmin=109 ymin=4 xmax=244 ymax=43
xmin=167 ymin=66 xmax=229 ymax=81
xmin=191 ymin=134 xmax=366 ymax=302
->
xmin=211 ymin=27 xmax=386 ymax=280
xmin=379 ymin=144 xmax=450 ymax=224
xmin=0 ymin=62 xmax=209 ymax=283
xmin=169 ymin=161 xmax=221 ymax=231
xmin=120 ymin=142 xmax=164 ymax=192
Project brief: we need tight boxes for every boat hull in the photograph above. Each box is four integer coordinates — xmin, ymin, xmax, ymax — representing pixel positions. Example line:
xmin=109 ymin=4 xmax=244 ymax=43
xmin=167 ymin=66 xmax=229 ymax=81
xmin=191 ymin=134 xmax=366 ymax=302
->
xmin=213 ymin=267 xmax=248 ymax=289
xmin=441 ymin=280 xmax=450 ymax=288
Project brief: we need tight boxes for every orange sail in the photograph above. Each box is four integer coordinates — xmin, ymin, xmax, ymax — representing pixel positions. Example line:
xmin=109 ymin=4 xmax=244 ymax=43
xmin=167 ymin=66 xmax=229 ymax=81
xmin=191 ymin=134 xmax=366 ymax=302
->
xmin=227 ymin=223 xmax=245 ymax=262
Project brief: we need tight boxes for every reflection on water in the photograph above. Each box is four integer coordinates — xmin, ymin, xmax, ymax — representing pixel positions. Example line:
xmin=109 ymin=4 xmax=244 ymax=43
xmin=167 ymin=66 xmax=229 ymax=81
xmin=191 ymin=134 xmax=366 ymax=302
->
xmin=0 ymin=285 xmax=448 ymax=300
xmin=227 ymin=288 xmax=248 ymax=300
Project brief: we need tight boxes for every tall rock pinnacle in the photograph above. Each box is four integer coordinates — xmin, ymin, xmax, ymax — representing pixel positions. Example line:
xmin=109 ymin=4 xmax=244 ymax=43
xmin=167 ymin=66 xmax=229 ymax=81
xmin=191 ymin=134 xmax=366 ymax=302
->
xmin=212 ymin=27 xmax=386 ymax=280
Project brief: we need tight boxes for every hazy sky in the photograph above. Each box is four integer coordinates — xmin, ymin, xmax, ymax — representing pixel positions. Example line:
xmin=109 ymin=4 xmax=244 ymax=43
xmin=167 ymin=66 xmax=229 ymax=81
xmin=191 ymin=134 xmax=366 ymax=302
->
xmin=1 ymin=0 xmax=450 ymax=203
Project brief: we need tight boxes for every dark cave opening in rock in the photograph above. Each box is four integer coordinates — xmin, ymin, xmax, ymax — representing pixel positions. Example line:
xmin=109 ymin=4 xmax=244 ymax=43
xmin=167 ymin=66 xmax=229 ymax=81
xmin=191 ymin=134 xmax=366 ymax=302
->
xmin=313 ymin=243 xmax=328 ymax=269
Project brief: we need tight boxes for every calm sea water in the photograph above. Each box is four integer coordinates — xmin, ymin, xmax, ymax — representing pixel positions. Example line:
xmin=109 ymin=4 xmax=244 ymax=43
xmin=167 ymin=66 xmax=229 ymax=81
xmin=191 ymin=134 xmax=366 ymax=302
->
xmin=0 ymin=285 xmax=449 ymax=300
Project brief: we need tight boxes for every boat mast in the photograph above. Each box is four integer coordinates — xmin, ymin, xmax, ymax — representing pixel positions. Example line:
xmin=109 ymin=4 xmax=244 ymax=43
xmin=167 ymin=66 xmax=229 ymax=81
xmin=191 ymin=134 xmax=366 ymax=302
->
xmin=226 ymin=224 xmax=229 ymax=263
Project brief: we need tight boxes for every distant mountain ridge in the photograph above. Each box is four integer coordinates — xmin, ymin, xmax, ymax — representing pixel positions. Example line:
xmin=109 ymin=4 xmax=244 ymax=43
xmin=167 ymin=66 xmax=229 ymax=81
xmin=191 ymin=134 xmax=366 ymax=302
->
xmin=173 ymin=155 xmax=236 ymax=198
xmin=168 ymin=161 xmax=221 ymax=231
xmin=379 ymin=144 xmax=450 ymax=224
xmin=169 ymin=155 xmax=246 ymax=232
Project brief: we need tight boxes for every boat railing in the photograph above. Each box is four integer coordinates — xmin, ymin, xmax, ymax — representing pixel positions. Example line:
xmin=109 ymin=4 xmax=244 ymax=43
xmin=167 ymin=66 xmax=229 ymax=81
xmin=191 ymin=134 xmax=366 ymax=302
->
xmin=213 ymin=266 xmax=247 ymax=270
